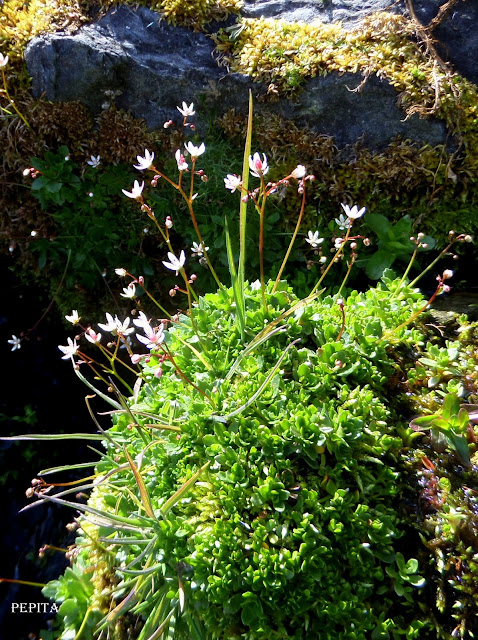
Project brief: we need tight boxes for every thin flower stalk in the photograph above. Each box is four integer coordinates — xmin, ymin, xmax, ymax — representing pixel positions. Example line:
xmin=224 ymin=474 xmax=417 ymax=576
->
xmin=1 ymin=67 xmax=31 ymax=129
xmin=272 ymin=185 xmax=307 ymax=293
xmin=408 ymin=233 xmax=468 ymax=289
xmin=310 ymin=224 xmax=353 ymax=295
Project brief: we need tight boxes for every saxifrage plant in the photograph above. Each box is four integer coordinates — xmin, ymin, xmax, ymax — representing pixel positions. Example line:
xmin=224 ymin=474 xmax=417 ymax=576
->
xmin=3 ymin=97 xmax=477 ymax=640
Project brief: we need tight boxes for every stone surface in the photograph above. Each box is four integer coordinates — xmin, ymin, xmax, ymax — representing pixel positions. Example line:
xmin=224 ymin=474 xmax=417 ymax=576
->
xmin=413 ymin=0 xmax=478 ymax=86
xmin=241 ymin=0 xmax=398 ymax=26
xmin=25 ymin=4 xmax=450 ymax=149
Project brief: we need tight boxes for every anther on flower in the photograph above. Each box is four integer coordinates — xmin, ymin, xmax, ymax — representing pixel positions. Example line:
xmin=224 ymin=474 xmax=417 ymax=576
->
xmin=85 ymin=329 xmax=101 ymax=344
xmin=184 ymin=141 xmax=205 ymax=159
xmin=122 ymin=180 xmax=144 ymax=200
xmin=305 ymin=231 xmax=324 ymax=249
xmin=58 ymin=337 xmax=79 ymax=360
xmin=120 ymin=283 xmax=136 ymax=299
xmin=87 ymin=155 xmax=101 ymax=168
xmin=134 ymin=150 xmax=155 ymax=171
xmin=249 ymin=152 xmax=269 ymax=178
xmin=162 ymin=250 xmax=186 ymax=275
xmin=65 ymin=310 xmax=81 ymax=325
xmin=341 ymin=203 xmax=366 ymax=220
xmin=175 ymin=149 xmax=188 ymax=172
xmin=7 ymin=334 xmax=21 ymax=351
xmin=177 ymin=102 xmax=195 ymax=117
xmin=224 ymin=174 xmax=242 ymax=193
xmin=0 ymin=52 xmax=9 ymax=68
xmin=290 ymin=165 xmax=306 ymax=179
xmin=191 ymin=241 xmax=209 ymax=257
xmin=115 ymin=268 xmax=127 ymax=277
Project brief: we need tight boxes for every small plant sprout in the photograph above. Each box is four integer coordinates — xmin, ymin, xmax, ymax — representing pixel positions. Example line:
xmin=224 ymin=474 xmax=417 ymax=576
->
xmin=410 ymin=394 xmax=475 ymax=467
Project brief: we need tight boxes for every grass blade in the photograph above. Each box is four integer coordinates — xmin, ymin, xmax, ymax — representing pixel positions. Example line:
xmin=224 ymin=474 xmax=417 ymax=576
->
xmin=160 ymin=461 xmax=210 ymax=516
xmin=124 ymin=447 xmax=156 ymax=520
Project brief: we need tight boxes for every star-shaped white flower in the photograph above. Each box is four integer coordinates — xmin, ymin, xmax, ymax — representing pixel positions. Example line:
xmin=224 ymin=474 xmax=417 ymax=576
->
xmin=7 ymin=335 xmax=21 ymax=351
xmin=136 ymin=323 xmax=165 ymax=350
xmin=58 ymin=337 xmax=79 ymax=360
xmin=120 ymin=283 xmax=136 ymax=299
xmin=184 ymin=141 xmax=205 ymax=159
xmin=87 ymin=155 xmax=101 ymax=168
xmin=341 ymin=203 xmax=366 ymax=220
xmin=98 ymin=313 xmax=135 ymax=336
xmin=85 ymin=329 xmax=102 ymax=344
xmin=191 ymin=241 xmax=209 ymax=257
xmin=0 ymin=53 xmax=9 ymax=68
xmin=224 ymin=174 xmax=242 ymax=193
xmin=177 ymin=102 xmax=195 ymax=117
xmin=134 ymin=149 xmax=155 ymax=171
xmin=122 ymin=180 xmax=144 ymax=200
xmin=305 ymin=231 xmax=324 ymax=248
xmin=335 ymin=213 xmax=349 ymax=231
xmin=175 ymin=149 xmax=188 ymax=172
xmin=133 ymin=311 xmax=151 ymax=330
xmin=65 ymin=310 xmax=81 ymax=325
xmin=162 ymin=250 xmax=186 ymax=275
xmin=249 ymin=152 xmax=269 ymax=178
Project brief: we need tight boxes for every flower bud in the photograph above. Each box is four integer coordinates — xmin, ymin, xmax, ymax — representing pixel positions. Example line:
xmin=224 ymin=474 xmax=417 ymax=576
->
xmin=443 ymin=269 xmax=454 ymax=280
xmin=464 ymin=234 xmax=473 ymax=243
xmin=165 ymin=216 xmax=173 ymax=228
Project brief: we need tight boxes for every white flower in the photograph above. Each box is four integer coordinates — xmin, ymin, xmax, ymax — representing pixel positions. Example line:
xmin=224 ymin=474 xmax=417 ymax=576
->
xmin=335 ymin=237 xmax=344 ymax=250
xmin=291 ymin=165 xmax=306 ymax=179
xmin=7 ymin=335 xmax=21 ymax=351
xmin=87 ymin=155 xmax=101 ymax=168
xmin=224 ymin=174 xmax=242 ymax=193
xmin=184 ymin=141 xmax=205 ymax=159
xmin=58 ymin=337 xmax=79 ymax=360
xmin=115 ymin=268 xmax=127 ymax=277
xmin=341 ymin=203 xmax=366 ymax=220
xmin=191 ymin=241 xmax=209 ymax=257
xmin=175 ymin=149 xmax=188 ymax=172
xmin=162 ymin=250 xmax=186 ymax=275
xmin=122 ymin=180 xmax=144 ymax=200
xmin=177 ymin=102 xmax=195 ymax=117
xmin=85 ymin=329 xmax=102 ymax=344
xmin=136 ymin=323 xmax=165 ymax=350
xmin=120 ymin=283 xmax=136 ymax=299
xmin=98 ymin=313 xmax=135 ymax=336
xmin=133 ymin=311 xmax=151 ymax=329
xmin=335 ymin=213 xmax=349 ymax=231
xmin=65 ymin=310 xmax=80 ymax=325
xmin=0 ymin=53 xmax=9 ymax=68
xmin=134 ymin=149 xmax=155 ymax=171
xmin=249 ymin=152 xmax=269 ymax=178
xmin=305 ymin=231 xmax=324 ymax=249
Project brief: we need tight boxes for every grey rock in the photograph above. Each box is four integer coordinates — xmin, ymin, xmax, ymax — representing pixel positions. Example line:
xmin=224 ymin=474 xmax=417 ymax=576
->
xmin=26 ymin=4 xmax=447 ymax=149
xmin=241 ymin=0 xmax=399 ymax=26
xmin=412 ymin=0 xmax=478 ymax=86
